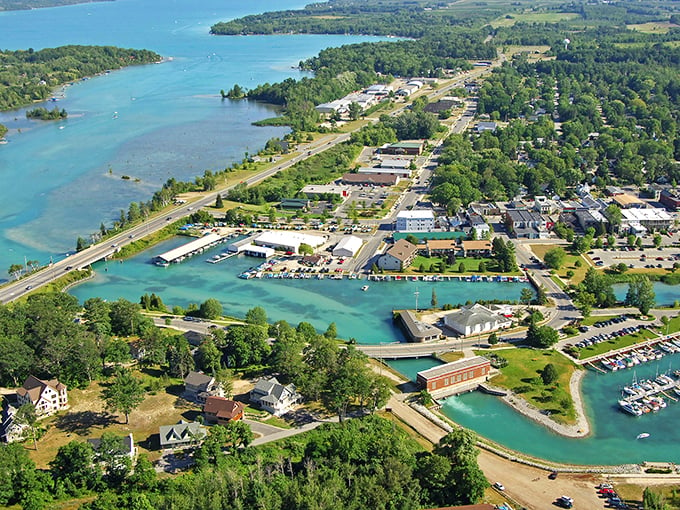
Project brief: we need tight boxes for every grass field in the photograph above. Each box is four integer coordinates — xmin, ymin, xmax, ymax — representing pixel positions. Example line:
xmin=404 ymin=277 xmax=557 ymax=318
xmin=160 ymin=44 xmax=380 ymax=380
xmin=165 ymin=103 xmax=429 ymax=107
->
xmin=627 ymin=21 xmax=678 ymax=33
xmin=475 ymin=347 xmax=579 ymax=424
xmin=410 ymin=255 xmax=496 ymax=274
xmin=577 ymin=328 xmax=658 ymax=360
xmin=530 ymin=244 xmax=588 ymax=284
xmin=490 ymin=12 xmax=580 ymax=28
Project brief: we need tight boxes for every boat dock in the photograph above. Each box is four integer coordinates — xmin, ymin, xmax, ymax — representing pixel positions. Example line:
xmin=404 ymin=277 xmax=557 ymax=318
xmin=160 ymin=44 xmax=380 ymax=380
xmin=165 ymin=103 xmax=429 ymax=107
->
xmin=206 ymin=252 xmax=237 ymax=264
xmin=618 ymin=371 xmax=680 ymax=416
xmin=154 ymin=233 xmax=225 ymax=266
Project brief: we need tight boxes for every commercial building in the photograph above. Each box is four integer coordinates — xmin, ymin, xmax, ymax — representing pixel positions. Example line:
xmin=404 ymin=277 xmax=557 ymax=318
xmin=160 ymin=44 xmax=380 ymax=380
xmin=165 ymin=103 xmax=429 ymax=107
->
xmin=377 ymin=239 xmax=419 ymax=271
xmin=253 ymin=231 xmax=326 ymax=254
xmin=660 ymin=189 xmax=680 ymax=211
xmin=358 ymin=166 xmax=412 ymax=179
xmin=332 ymin=235 xmax=363 ymax=258
xmin=417 ymin=356 xmax=491 ymax=395
xmin=504 ymin=209 xmax=552 ymax=238
xmin=396 ymin=210 xmax=435 ymax=232
xmin=301 ymin=184 xmax=349 ymax=198
xmin=398 ymin=310 xmax=442 ymax=342
xmin=620 ymin=208 xmax=673 ymax=233
xmin=612 ymin=193 xmax=646 ymax=209
xmin=342 ymin=173 xmax=399 ymax=186
xmin=443 ymin=303 xmax=512 ymax=337
xmin=379 ymin=141 xmax=425 ymax=156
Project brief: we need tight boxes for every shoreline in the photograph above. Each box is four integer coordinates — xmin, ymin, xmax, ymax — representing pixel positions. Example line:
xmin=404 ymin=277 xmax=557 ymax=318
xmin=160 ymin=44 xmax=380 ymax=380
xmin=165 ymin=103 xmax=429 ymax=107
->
xmin=497 ymin=368 xmax=590 ymax=438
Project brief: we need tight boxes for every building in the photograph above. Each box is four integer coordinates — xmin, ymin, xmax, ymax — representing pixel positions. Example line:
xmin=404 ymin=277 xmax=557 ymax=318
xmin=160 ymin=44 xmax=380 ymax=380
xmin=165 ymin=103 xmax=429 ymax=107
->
xmin=203 ymin=396 xmax=244 ymax=424
xmin=154 ymin=233 xmax=223 ymax=265
xmin=365 ymin=84 xmax=390 ymax=95
xmin=250 ymin=377 xmax=301 ymax=416
xmin=253 ymin=231 xmax=326 ymax=254
xmin=612 ymin=193 xmax=646 ymax=209
xmin=333 ymin=235 xmax=363 ymax=258
xmin=183 ymin=371 xmax=222 ymax=403
xmin=467 ymin=213 xmax=490 ymax=238
xmin=424 ymin=239 xmax=458 ymax=257
xmin=342 ymin=173 xmax=399 ymax=186
xmin=1 ymin=405 xmax=27 ymax=443
xmin=475 ymin=121 xmax=497 ymax=133
xmin=620 ymin=208 xmax=673 ymax=233
xmin=398 ymin=310 xmax=442 ymax=342
xmin=16 ymin=376 xmax=68 ymax=416
xmin=504 ymin=209 xmax=551 ymax=238
xmin=377 ymin=239 xmax=419 ymax=271
xmin=279 ymin=198 xmax=310 ymax=210
xmin=88 ymin=433 xmax=137 ymax=461
xmin=423 ymin=98 xmax=460 ymax=114
xmin=358 ymin=166 xmax=412 ymax=179
xmin=380 ymin=141 xmax=425 ymax=156
xmin=301 ymin=184 xmax=349 ymax=198
xmin=417 ymin=356 xmax=491 ymax=394
xmin=574 ymin=209 xmax=608 ymax=232
xmin=460 ymin=240 xmax=492 ymax=258
xmin=660 ymin=189 xmax=680 ymax=211
xmin=605 ymin=185 xmax=624 ymax=196
xmin=396 ymin=210 xmax=435 ymax=232
xmin=159 ymin=421 xmax=207 ymax=448
xmin=443 ymin=303 xmax=512 ymax=336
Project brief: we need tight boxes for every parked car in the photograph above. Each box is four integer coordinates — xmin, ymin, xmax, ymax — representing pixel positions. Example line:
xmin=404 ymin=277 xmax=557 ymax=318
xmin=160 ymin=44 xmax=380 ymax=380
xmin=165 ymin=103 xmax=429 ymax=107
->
xmin=493 ymin=482 xmax=505 ymax=491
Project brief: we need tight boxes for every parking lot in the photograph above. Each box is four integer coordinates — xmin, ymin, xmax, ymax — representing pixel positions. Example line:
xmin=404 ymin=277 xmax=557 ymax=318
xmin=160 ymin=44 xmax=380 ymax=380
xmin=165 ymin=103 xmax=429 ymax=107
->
xmin=587 ymin=246 xmax=680 ymax=270
xmin=570 ymin=315 xmax=648 ymax=351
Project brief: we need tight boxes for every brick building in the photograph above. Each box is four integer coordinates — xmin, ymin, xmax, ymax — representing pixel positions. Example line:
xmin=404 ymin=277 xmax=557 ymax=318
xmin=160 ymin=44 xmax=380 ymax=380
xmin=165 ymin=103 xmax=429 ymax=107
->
xmin=417 ymin=356 xmax=491 ymax=395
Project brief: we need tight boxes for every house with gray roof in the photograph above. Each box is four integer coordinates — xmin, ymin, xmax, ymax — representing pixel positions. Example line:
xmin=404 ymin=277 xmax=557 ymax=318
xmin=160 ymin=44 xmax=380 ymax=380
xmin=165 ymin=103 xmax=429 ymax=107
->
xmin=443 ymin=303 xmax=512 ymax=337
xmin=250 ymin=377 xmax=301 ymax=416
xmin=183 ymin=371 xmax=222 ymax=403
xmin=159 ymin=421 xmax=207 ymax=448
xmin=399 ymin=310 xmax=442 ymax=342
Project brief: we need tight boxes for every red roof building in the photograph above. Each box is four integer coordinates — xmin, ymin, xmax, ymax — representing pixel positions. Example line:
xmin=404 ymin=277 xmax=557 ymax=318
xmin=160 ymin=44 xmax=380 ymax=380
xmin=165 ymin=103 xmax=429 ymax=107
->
xmin=203 ymin=396 xmax=244 ymax=425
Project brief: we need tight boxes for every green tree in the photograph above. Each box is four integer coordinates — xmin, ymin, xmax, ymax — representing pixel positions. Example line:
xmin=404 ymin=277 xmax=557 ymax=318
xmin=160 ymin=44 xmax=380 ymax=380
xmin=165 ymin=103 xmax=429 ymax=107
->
xmin=101 ymin=368 xmax=145 ymax=424
xmin=15 ymin=402 xmax=39 ymax=450
xmin=76 ymin=236 xmax=88 ymax=252
xmin=215 ymin=194 xmax=224 ymax=208
xmin=520 ymin=287 xmax=533 ymax=306
xmin=196 ymin=339 xmax=222 ymax=374
xmin=653 ymin=234 xmax=663 ymax=249
xmin=487 ymin=332 xmax=499 ymax=345
xmin=324 ymin=322 xmax=338 ymax=339
xmin=458 ymin=262 xmax=465 ymax=273
xmin=478 ymin=261 xmax=486 ymax=272
xmin=543 ymin=247 xmax=566 ymax=269
xmin=625 ymin=276 xmax=656 ymax=316
xmin=166 ymin=336 xmax=195 ymax=378
xmin=435 ymin=428 xmax=489 ymax=505
xmin=50 ymin=441 xmax=100 ymax=494
xmin=245 ymin=306 xmax=268 ymax=325
xmin=541 ymin=363 xmax=558 ymax=385
xmin=198 ymin=298 xmax=222 ymax=320
xmin=643 ymin=487 xmax=670 ymax=510
xmin=299 ymin=242 xmax=314 ymax=255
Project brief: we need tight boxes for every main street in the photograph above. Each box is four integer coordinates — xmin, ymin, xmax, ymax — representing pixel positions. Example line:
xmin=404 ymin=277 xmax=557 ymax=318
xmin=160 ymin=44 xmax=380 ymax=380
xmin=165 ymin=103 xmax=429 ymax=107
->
xmin=0 ymin=63 xmax=496 ymax=304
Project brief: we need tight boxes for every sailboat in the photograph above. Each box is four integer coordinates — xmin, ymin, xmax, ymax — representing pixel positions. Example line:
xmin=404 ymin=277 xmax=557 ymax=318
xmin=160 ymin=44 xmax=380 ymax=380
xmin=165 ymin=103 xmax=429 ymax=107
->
xmin=636 ymin=433 xmax=650 ymax=440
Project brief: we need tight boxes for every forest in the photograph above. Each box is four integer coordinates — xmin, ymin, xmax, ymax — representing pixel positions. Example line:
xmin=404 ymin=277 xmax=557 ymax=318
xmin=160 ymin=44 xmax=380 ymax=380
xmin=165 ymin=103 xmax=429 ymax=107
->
xmin=0 ymin=45 xmax=161 ymax=111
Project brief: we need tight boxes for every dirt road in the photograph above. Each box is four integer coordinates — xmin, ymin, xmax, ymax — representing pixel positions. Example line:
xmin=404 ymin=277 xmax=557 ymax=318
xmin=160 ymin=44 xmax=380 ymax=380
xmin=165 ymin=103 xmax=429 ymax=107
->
xmin=478 ymin=450 xmax=608 ymax=509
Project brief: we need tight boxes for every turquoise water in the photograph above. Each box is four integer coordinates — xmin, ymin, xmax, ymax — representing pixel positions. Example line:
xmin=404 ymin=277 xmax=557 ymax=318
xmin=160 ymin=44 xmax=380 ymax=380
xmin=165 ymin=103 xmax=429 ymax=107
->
xmin=613 ymin=282 xmax=679 ymax=307
xmin=0 ymin=0 xmax=388 ymax=276
xmin=69 ymin=237 xmax=532 ymax=344
xmin=387 ymin=357 xmax=444 ymax=381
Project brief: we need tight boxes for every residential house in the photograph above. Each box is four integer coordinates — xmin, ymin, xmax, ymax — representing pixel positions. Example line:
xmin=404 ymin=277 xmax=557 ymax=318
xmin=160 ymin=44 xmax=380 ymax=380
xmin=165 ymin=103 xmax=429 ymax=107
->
xmin=250 ymin=377 xmax=301 ymax=416
xmin=475 ymin=121 xmax=497 ymax=133
xmin=203 ymin=396 xmax=244 ymax=425
xmin=183 ymin=371 xmax=223 ymax=403
xmin=443 ymin=303 xmax=512 ymax=337
xmin=467 ymin=213 xmax=490 ymax=238
xmin=16 ymin=375 xmax=68 ymax=416
xmin=88 ymin=433 xmax=137 ymax=461
xmin=377 ymin=239 xmax=419 ymax=271
xmin=1 ymin=405 xmax=27 ymax=443
xmin=158 ymin=421 xmax=207 ymax=448
xmin=396 ymin=210 xmax=435 ymax=232
xmin=399 ymin=310 xmax=442 ymax=342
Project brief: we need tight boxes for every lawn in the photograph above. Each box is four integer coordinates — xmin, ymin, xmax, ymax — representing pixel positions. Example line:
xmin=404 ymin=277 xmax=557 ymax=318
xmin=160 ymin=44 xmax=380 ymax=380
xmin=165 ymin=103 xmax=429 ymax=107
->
xmin=438 ymin=351 xmax=465 ymax=363
xmin=530 ymin=244 xmax=588 ymax=284
xmin=577 ymin=328 xmax=658 ymax=360
xmin=475 ymin=347 xmax=579 ymax=425
xmin=627 ymin=21 xmax=678 ymax=34
xmin=409 ymin=255 xmax=505 ymax=275
xmin=662 ymin=315 xmax=680 ymax=335
xmin=28 ymin=370 xmax=194 ymax=469
xmin=581 ymin=315 xmax=619 ymax=326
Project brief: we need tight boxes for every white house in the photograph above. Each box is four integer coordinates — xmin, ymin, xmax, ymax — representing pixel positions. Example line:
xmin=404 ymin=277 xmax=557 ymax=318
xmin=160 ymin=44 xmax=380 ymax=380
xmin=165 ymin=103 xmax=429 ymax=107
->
xmin=1 ymin=405 xmax=27 ymax=443
xmin=250 ymin=377 xmax=301 ymax=416
xmin=443 ymin=303 xmax=512 ymax=336
xmin=16 ymin=375 xmax=68 ymax=416
xmin=333 ymin=235 xmax=363 ymax=258
xmin=395 ymin=210 xmax=435 ymax=232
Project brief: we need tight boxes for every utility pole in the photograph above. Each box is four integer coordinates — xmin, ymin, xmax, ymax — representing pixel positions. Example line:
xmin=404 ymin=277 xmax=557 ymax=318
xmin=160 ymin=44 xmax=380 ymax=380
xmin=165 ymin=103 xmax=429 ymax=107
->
xmin=414 ymin=288 xmax=420 ymax=313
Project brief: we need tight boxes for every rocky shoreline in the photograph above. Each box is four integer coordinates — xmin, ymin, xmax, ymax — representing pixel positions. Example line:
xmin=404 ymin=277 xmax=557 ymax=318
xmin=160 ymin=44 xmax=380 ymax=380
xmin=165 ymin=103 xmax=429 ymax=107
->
xmin=498 ymin=369 xmax=590 ymax=438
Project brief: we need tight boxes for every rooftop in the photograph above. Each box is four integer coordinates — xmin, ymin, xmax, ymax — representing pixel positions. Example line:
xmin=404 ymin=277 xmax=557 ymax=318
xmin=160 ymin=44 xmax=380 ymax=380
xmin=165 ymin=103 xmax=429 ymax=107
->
xmin=385 ymin=239 xmax=418 ymax=262
xmin=156 ymin=233 xmax=222 ymax=263
xmin=397 ymin=210 xmax=434 ymax=220
xmin=417 ymin=356 xmax=490 ymax=380
xmin=400 ymin=310 xmax=442 ymax=340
